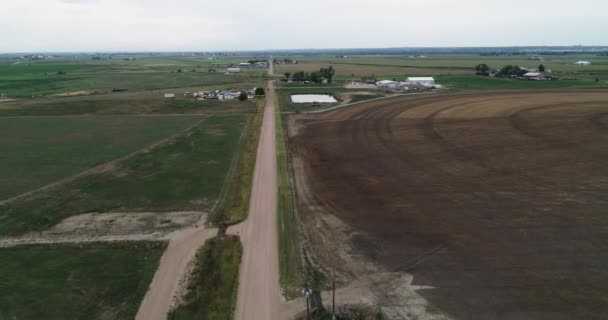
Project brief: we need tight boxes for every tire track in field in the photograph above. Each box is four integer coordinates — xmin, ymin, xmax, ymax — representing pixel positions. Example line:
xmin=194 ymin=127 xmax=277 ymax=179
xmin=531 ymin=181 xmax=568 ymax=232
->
xmin=0 ymin=117 xmax=206 ymax=206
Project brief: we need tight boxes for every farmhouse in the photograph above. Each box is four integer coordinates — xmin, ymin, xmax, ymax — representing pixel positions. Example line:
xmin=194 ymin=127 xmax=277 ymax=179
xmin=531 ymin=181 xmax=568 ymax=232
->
xmin=253 ymin=61 xmax=268 ymax=68
xmin=163 ymin=93 xmax=175 ymax=99
xmin=227 ymin=68 xmax=241 ymax=73
xmin=575 ymin=61 xmax=591 ymax=66
xmin=406 ymin=77 xmax=435 ymax=86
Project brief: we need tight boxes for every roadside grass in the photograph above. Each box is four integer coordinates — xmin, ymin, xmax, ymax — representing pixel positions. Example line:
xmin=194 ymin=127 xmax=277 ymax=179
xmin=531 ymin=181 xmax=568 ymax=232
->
xmin=0 ymin=115 xmax=249 ymax=236
xmin=168 ymin=235 xmax=242 ymax=320
xmin=0 ymin=94 xmax=257 ymax=116
xmin=276 ymin=108 xmax=306 ymax=298
xmin=207 ymin=98 xmax=263 ymax=226
xmin=0 ymin=241 xmax=166 ymax=320
xmin=0 ymin=116 xmax=200 ymax=200
xmin=224 ymin=99 xmax=263 ymax=224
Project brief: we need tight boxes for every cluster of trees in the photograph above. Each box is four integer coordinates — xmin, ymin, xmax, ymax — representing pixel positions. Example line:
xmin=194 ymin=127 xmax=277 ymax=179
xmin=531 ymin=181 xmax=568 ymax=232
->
xmin=285 ymin=66 xmax=336 ymax=84
xmin=475 ymin=64 xmax=490 ymax=75
xmin=475 ymin=64 xmax=547 ymax=77
xmin=496 ymin=65 xmax=528 ymax=77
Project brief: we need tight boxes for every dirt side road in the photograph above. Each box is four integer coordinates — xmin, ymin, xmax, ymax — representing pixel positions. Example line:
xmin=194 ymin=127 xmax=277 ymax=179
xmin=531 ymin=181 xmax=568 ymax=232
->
xmin=233 ymin=80 xmax=281 ymax=320
xmin=135 ymin=226 xmax=217 ymax=320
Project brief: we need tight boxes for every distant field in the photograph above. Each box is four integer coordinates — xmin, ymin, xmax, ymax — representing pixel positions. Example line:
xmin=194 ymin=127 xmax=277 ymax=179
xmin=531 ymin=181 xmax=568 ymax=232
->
xmin=0 ymin=57 xmax=266 ymax=97
xmin=436 ymin=75 xmax=608 ymax=91
xmin=0 ymin=93 xmax=257 ymax=116
xmin=0 ymin=242 xmax=165 ymax=320
xmin=275 ymin=54 xmax=608 ymax=85
xmin=0 ymin=114 xmax=249 ymax=235
xmin=0 ymin=116 xmax=200 ymax=200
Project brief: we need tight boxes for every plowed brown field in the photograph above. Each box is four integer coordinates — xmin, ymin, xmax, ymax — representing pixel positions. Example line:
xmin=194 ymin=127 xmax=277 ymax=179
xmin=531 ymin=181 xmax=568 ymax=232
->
xmin=290 ymin=91 xmax=608 ymax=320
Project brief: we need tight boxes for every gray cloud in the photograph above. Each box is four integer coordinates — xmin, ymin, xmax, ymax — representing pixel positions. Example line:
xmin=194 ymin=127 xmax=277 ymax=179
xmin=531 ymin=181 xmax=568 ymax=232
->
xmin=1 ymin=0 xmax=606 ymax=52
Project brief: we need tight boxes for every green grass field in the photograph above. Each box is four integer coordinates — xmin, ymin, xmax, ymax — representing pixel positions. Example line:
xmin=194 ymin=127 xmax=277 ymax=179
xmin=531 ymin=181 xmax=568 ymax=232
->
xmin=0 ymin=57 xmax=267 ymax=98
xmin=0 ymin=93 xmax=257 ymax=116
xmin=168 ymin=235 xmax=242 ymax=320
xmin=275 ymin=54 xmax=608 ymax=91
xmin=0 ymin=242 xmax=165 ymax=320
xmin=0 ymin=116 xmax=201 ymax=200
xmin=437 ymin=75 xmax=608 ymax=91
xmin=0 ymin=114 xmax=249 ymax=235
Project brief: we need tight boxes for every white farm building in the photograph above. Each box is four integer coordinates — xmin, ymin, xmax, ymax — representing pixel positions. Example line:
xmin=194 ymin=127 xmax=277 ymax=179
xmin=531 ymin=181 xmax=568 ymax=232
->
xmin=575 ymin=61 xmax=591 ymax=66
xmin=406 ymin=77 xmax=435 ymax=86
xmin=227 ymin=68 xmax=241 ymax=73
xmin=376 ymin=80 xmax=399 ymax=89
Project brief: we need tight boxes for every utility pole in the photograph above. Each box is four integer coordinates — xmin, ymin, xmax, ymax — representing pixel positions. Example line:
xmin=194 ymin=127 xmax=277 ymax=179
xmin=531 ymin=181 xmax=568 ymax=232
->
xmin=302 ymin=287 xmax=312 ymax=320
xmin=332 ymin=280 xmax=336 ymax=316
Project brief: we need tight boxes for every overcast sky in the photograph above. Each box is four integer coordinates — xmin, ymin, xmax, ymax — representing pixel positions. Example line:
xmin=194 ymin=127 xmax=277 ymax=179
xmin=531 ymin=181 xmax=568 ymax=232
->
xmin=1 ymin=0 xmax=607 ymax=52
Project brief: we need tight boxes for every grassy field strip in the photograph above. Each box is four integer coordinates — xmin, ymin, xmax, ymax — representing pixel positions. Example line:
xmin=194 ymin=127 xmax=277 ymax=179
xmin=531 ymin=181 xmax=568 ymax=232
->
xmin=275 ymin=95 xmax=306 ymax=298
xmin=0 ymin=115 xmax=249 ymax=236
xmin=0 ymin=117 xmax=206 ymax=206
xmin=0 ymin=242 xmax=166 ymax=320
xmin=207 ymin=100 xmax=263 ymax=226
xmin=168 ymin=235 xmax=242 ymax=320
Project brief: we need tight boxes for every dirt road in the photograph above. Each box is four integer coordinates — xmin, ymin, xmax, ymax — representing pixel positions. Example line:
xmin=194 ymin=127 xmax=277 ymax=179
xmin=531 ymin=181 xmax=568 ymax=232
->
xmin=135 ymin=226 xmax=218 ymax=320
xmin=233 ymin=80 xmax=281 ymax=320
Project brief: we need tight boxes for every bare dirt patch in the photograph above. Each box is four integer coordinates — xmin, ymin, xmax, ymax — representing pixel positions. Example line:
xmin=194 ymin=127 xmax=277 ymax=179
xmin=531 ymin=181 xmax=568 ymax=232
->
xmin=43 ymin=211 xmax=206 ymax=237
xmin=290 ymin=91 xmax=608 ymax=319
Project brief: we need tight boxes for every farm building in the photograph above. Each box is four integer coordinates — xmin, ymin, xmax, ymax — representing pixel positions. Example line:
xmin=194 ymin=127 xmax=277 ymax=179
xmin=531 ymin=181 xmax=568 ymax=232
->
xmin=406 ymin=77 xmax=435 ymax=86
xmin=376 ymin=80 xmax=399 ymax=89
xmin=360 ymin=76 xmax=377 ymax=84
xmin=239 ymin=62 xmax=251 ymax=67
xmin=163 ymin=93 xmax=175 ymax=99
xmin=523 ymin=72 xmax=543 ymax=80
xmin=227 ymin=68 xmax=241 ymax=73
xmin=575 ymin=61 xmax=592 ymax=66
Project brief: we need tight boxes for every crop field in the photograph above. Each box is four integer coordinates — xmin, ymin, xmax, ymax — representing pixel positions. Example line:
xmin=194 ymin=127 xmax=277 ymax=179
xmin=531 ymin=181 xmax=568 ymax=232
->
xmin=0 ymin=56 xmax=266 ymax=97
xmin=0 ymin=242 xmax=165 ymax=320
xmin=0 ymin=116 xmax=201 ymax=200
xmin=0 ymin=92 xmax=257 ymax=116
xmin=0 ymin=114 xmax=249 ymax=236
xmin=290 ymin=91 xmax=608 ymax=319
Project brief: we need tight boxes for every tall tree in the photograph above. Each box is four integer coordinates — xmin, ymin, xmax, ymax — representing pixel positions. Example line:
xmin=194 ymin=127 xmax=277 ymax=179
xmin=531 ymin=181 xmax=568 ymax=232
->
xmin=538 ymin=64 xmax=546 ymax=72
xmin=475 ymin=63 xmax=490 ymax=75
xmin=284 ymin=72 xmax=291 ymax=80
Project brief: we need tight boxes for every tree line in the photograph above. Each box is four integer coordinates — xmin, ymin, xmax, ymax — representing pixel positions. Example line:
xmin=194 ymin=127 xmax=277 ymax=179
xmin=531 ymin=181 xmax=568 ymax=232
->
xmin=284 ymin=66 xmax=336 ymax=84
xmin=475 ymin=63 xmax=546 ymax=77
